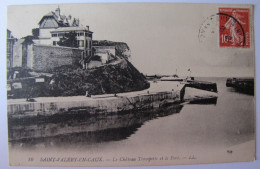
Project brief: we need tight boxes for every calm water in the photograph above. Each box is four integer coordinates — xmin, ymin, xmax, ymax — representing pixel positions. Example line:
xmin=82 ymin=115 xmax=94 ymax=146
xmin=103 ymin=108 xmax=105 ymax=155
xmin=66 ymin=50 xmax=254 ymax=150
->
xmin=9 ymin=77 xmax=255 ymax=156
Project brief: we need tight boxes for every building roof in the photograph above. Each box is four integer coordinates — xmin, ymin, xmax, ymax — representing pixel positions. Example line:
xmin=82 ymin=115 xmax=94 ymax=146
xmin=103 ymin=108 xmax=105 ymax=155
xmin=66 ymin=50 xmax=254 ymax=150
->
xmin=15 ymin=39 xmax=25 ymax=45
xmin=44 ymin=12 xmax=56 ymax=17
xmin=38 ymin=8 xmax=80 ymax=28
xmin=38 ymin=12 xmax=58 ymax=26
xmin=7 ymin=29 xmax=15 ymax=39
xmin=50 ymin=26 xmax=93 ymax=33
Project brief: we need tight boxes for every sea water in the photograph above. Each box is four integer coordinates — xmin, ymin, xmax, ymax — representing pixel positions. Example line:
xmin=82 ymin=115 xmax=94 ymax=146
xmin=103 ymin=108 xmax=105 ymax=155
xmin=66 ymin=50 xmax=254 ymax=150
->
xmin=8 ymin=77 xmax=255 ymax=164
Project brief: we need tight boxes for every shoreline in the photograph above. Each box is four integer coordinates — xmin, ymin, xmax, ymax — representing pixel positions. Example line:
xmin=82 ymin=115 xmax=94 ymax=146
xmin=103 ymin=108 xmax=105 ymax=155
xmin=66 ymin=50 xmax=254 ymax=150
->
xmin=7 ymin=81 xmax=185 ymax=118
xmin=7 ymin=81 xmax=218 ymax=121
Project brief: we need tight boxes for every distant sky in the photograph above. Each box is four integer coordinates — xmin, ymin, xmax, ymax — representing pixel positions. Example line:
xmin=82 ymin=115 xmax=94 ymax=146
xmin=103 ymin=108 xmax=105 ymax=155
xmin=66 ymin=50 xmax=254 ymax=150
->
xmin=7 ymin=3 xmax=255 ymax=77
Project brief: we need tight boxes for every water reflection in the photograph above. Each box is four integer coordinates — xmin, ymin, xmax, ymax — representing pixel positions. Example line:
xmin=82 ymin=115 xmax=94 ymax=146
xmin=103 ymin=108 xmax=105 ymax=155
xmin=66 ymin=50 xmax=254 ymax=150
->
xmin=226 ymin=87 xmax=254 ymax=96
xmin=9 ymin=104 xmax=183 ymax=148
xmin=189 ymin=97 xmax=217 ymax=105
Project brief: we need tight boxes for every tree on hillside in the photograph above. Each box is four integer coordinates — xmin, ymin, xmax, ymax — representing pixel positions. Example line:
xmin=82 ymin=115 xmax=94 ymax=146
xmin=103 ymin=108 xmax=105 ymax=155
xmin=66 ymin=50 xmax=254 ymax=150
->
xmin=57 ymin=31 xmax=79 ymax=48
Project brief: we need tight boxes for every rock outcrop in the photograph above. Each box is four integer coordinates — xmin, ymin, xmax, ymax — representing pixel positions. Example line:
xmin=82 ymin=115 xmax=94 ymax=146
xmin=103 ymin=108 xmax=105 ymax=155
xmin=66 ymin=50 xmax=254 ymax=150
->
xmin=92 ymin=40 xmax=131 ymax=59
xmin=49 ymin=59 xmax=149 ymax=96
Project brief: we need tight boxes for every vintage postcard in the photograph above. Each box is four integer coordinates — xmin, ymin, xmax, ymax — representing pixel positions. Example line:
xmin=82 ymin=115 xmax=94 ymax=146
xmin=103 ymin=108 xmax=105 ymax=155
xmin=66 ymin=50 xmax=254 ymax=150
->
xmin=7 ymin=3 xmax=255 ymax=167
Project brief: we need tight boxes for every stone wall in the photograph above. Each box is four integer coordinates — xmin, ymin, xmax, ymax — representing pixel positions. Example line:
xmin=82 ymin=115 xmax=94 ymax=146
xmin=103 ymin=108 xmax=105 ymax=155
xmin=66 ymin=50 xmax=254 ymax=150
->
xmin=7 ymin=90 xmax=183 ymax=119
xmin=12 ymin=40 xmax=23 ymax=67
xmin=92 ymin=40 xmax=131 ymax=59
xmin=27 ymin=44 xmax=34 ymax=69
xmin=93 ymin=46 xmax=116 ymax=55
xmin=33 ymin=45 xmax=83 ymax=71
xmin=93 ymin=46 xmax=116 ymax=63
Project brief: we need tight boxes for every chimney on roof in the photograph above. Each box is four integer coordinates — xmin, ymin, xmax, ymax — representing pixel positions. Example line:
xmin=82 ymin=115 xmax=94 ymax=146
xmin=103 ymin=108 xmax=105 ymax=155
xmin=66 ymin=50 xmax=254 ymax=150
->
xmin=55 ymin=7 xmax=60 ymax=17
xmin=86 ymin=25 xmax=89 ymax=30
xmin=75 ymin=18 xmax=80 ymax=26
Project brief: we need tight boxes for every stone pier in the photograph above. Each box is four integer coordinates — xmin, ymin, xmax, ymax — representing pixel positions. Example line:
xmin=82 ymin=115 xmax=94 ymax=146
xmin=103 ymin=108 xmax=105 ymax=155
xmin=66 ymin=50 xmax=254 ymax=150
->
xmin=7 ymin=81 xmax=186 ymax=119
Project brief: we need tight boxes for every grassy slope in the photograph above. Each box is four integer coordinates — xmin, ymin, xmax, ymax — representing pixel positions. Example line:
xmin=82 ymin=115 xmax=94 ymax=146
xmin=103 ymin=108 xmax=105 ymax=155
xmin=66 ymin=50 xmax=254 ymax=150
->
xmin=49 ymin=59 xmax=149 ymax=96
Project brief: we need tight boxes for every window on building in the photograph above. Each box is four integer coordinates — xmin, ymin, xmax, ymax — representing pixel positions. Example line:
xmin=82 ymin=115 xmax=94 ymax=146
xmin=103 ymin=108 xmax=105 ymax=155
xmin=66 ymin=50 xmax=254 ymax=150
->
xmin=79 ymin=32 xmax=84 ymax=36
xmin=86 ymin=40 xmax=88 ymax=48
xmin=53 ymin=41 xmax=57 ymax=46
xmin=58 ymin=33 xmax=64 ymax=37
xmin=52 ymin=34 xmax=58 ymax=37
xmin=85 ymin=40 xmax=92 ymax=49
xmin=78 ymin=40 xmax=84 ymax=47
xmin=77 ymin=32 xmax=84 ymax=36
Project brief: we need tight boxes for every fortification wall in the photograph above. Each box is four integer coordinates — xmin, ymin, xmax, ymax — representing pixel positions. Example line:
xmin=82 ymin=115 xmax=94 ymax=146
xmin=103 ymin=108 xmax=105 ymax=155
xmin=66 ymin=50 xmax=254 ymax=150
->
xmin=33 ymin=45 xmax=83 ymax=71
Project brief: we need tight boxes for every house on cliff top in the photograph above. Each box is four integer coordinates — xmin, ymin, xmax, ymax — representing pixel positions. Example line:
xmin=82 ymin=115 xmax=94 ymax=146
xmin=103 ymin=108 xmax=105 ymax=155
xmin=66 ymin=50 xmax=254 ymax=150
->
xmin=10 ymin=7 xmax=126 ymax=71
xmin=35 ymin=7 xmax=92 ymax=54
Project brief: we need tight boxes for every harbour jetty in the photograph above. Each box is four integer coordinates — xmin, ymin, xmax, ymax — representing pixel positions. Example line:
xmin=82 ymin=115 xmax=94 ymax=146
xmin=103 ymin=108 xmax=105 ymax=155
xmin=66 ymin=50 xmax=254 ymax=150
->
xmin=146 ymin=75 xmax=217 ymax=93
xmin=7 ymin=81 xmax=218 ymax=121
xmin=226 ymin=78 xmax=254 ymax=95
xmin=8 ymin=81 xmax=218 ymax=142
xmin=186 ymin=80 xmax=218 ymax=93
xmin=8 ymin=81 xmax=185 ymax=120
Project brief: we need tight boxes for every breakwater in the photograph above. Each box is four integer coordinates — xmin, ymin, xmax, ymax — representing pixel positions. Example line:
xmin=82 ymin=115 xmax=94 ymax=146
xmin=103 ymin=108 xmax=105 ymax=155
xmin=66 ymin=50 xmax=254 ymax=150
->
xmin=226 ymin=78 xmax=254 ymax=95
xmin=7 ymin=81 xmax=219 ymax=143
xmin=7 ymin=79 xmax=220 ymax=121
xmin=186 ymin=80 xmax=218 ymax=92
xmin=8 ymin=85 xmax=185 ymax=121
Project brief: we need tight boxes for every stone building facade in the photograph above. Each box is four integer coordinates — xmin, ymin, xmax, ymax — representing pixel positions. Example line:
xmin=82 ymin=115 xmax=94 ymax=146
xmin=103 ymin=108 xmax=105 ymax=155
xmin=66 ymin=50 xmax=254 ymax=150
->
xmin=34 ymin=7 xmax=93 ymax=57
xmin=12 ymin=38 xmax=34 ymax=68
xmin=6 ymin=30 xmax=17 ymax=68
xmin=8 ymin=7 xmax=119 ymax=71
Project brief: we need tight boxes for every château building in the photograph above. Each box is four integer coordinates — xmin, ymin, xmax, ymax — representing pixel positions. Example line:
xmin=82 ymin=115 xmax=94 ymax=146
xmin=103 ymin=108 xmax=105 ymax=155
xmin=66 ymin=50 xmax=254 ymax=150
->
xmin=9 ymin=7 xmax=119 ymax=71
xmin=34 ymin=7 xmax=93 ymax=56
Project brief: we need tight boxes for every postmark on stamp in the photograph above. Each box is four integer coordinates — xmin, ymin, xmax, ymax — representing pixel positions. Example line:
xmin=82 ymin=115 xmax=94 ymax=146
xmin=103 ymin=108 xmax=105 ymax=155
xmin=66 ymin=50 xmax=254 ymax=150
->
xmin=218 ymin=8 xmax=250 ymax=48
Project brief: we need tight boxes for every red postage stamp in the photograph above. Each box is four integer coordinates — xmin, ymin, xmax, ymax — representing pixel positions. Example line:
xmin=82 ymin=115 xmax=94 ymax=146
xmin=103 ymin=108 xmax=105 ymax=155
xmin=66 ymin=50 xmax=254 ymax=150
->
xmin=218 ymin=8 xmax=250 ymax=48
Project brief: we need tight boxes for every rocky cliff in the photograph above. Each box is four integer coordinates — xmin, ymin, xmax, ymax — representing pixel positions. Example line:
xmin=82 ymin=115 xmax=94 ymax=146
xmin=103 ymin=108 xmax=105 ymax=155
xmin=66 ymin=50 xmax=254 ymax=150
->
xmin=49 ymin=59 xmax=149 ymax=96
xmin=48 ymin=40 xmax=146 ymax=96
xmin=92 ymin=40 xmax=131 ymax=59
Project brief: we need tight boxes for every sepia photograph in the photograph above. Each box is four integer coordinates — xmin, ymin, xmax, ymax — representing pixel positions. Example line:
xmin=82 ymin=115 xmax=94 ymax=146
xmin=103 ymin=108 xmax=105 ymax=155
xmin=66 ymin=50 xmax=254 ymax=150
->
xmin=5 ymin=2 xmax=256 ymax=167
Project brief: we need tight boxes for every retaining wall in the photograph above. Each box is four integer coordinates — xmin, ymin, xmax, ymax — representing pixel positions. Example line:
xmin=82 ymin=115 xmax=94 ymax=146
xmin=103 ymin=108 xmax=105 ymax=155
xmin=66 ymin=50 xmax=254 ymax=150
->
xmin=8 ymin=90 xmax=183 ymax=119
xmin=33 ymin=45 xmax=83 ymax=71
